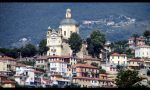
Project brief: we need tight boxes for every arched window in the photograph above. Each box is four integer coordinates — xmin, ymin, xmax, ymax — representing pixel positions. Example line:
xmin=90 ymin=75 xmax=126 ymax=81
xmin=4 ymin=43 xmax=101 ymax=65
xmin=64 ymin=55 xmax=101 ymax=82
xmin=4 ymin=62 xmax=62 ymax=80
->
xmin=64 ymin=31 xmax=66 ymax=36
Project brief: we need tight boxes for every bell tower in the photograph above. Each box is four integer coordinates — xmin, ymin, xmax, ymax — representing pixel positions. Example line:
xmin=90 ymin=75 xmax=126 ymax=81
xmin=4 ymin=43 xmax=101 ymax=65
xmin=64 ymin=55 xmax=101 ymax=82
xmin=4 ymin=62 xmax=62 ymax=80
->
xmin=66 ymin=8 xmax=71 ymax=19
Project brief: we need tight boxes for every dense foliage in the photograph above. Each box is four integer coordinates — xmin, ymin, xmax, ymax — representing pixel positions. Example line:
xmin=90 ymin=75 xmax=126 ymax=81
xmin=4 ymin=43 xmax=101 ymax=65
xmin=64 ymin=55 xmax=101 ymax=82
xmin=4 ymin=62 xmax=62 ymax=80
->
xmin=86 ymin=30 xmax=106 ymax=58
xmin=143 ymin=30 xmax=150 ymax=40
xmin=91 ymin=62 xmax=98 ymax=67
xmin=68 ymin=33 xmax=82 ymax=56
xmin=38 ymin=39 xmax=49 ymax=56
xmin=115 ymin=69 xmax=142 ymax=88
xmin=99 ymin=69 xmax=106 ymax=74
xmin=20 ymin=44 xmax=37 ymax=57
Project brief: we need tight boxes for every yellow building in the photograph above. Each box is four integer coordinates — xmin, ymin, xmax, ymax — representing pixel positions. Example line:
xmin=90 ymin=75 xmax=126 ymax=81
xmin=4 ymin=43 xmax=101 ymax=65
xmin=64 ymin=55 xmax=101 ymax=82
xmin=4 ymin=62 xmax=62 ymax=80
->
xmin=59 ymin=8 xmax=79 ymax=40
xmin=110 ymin=53 xmax=127 ymax=66
xmin=0 ymin=56 xmax=16 ymax=75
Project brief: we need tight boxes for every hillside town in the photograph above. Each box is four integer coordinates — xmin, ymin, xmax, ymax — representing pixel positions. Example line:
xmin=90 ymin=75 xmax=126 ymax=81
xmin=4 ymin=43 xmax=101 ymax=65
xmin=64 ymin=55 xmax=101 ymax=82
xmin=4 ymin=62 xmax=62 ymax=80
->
xmin=0 ymin=9 xmax=150 ymax=88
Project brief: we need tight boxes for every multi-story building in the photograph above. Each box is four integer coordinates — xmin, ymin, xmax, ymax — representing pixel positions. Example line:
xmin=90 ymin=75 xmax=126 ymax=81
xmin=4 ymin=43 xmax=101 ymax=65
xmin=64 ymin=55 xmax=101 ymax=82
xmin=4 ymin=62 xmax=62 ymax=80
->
xmin=127 ymin=58 xmax=144 ymax=70
xmin=135 ymin=45 xmax=150 ymax=58
xmin=72 ymin=64 xmax=99 ymax=78
xmin=0 ymin=56 xmax=16 ymax=76
xmin=14 ymin=63 xmax=34 ymax=86
xmin=35 ymin=56 xmax=49 ymax=70
xmin=71 ymin=64 xmax=114 ymax=87
xmin=0 ymin=74 xmax=16 ymax=88
xmin=128 ymin=36 xmax=145 ymax=49
xmin=110 ymin=53 xmax=127 ymax=66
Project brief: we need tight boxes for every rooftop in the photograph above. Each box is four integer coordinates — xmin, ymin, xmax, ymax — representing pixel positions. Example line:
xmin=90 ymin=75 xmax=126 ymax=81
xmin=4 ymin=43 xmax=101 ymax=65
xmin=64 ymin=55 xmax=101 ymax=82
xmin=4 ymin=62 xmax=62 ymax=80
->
xmin=73 ymin=64 xmax=98 ymax=69
xmin=0 ymin=56 xmax=16 ymax=61
xmin=60 ymin=18 xmax=79 ymax=26
xmin=73 ymin=77 xmax=113 ymax=82
xmin=111 ymin=53 xmax=126 ymax=56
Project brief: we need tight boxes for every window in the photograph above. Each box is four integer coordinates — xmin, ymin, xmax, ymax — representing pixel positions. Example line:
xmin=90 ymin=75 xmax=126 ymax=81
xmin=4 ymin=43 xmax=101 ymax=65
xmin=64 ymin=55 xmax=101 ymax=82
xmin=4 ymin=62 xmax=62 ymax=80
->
xmin=118 ymin=56 xmax=119 ymax=59
xmin=112 ymin=56 xmax=114 ymax=59
xmin=70 ymin=31 xmax=72 ymax=35
xmin=38 ymin=61 xmax=40 ymax=63
xmin=124 ymin=61 xmax=125 ymax=64
xmin=64 ymin=31 xmax=66 ymax=36
xmin=133 ymin=62 xmax=134 ymax=64
xmin=118 ymin=61 xmax=120 ymax=65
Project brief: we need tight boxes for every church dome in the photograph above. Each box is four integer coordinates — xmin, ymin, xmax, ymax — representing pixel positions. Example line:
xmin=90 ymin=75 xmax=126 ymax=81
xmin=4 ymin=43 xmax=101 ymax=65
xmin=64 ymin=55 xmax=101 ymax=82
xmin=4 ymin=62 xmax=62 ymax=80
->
xmin=60 ymin=18 xmax=79 ymax=26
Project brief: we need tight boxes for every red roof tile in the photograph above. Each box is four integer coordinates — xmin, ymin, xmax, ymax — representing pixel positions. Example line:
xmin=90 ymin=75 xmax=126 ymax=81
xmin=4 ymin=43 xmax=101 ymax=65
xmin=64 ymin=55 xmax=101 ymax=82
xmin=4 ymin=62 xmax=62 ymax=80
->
xmin=111 ymin=53 xmax=126 ymax=56
xmin=73 ymin=77 xmax=113 ymax=82
xmin=0 ymin=56 xmax=16 ymax=61
xmin=73 ymin=64 xmax=98 ymax=69
xmin=127 ymin=58 xmax=144 ymax=62
xmin=2 ymin=80 xmax=16 ymax=84
xmin=14 ymin=63 xmax=31 ymax=67
xmin=137 ymin=45 xmax=150 ymax=48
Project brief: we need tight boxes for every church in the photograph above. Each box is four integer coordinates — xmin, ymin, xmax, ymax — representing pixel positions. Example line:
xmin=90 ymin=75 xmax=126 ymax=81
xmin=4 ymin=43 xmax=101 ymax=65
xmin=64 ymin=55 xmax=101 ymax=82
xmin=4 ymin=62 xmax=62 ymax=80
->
xmin=46 ymin=8 xmax=80 ymax=56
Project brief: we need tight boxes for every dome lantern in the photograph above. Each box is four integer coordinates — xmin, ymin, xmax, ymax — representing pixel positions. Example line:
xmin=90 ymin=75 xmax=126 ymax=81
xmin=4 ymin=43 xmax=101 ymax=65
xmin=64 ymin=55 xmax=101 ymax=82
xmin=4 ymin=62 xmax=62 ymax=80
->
xmin=66 ymin=8 xmax=71 ymax=19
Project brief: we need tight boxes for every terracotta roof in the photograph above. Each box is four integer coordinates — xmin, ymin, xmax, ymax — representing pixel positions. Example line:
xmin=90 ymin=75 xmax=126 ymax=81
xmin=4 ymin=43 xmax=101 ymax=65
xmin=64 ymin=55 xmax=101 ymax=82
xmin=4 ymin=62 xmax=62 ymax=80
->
xmin=36 ymin=56 xmax=49 ymax=60
xmin=73 ymin=77 xmax=99 ymax=80
xmin=2 ymin=80 xmax=16 ymax=84
xmin=127 ymin=58 xmax=144 ymax=62
xmin=111 ymin=53 xmax=126 ymax=56
xmin=73 ymin=77 xmax=113 ymax=82
xmin=73 ymin=64 xmax=98 ymax=69
xmin=14 ymin=63 xmax=31 ymax=67
xmin=0 ymin=56 xmax=16 ymax=61
xmin=137 ymin=45 xmax=150 ymax=48
xmin=77 ymin=57 xmax=101 ymax=61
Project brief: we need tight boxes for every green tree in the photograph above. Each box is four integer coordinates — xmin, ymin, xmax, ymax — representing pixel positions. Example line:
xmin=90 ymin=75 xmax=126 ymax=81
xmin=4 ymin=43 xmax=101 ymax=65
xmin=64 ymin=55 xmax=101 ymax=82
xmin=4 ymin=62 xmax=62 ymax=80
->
xmin=143 ymin=30 xmax=150 ymax=40
xmin=115 ymin=69 xmax=142 ymax=88
xmin=112 ymin=40 xmax=128 ymax=54
xmin=68 ymin=33 xmax=82 ymax=56
xmin=38 ymin=39 xmax=49 ymax=56
xmin=0 ymin=48 xmax=20 ymax=58
xmin=91 ymin=62 xmax=98 ymax=67
xmin=132 ymin=34 xmax=139 ymax=47
xmin=87 ymin=30 xmax=106 ymax=58
xmin=21 ymin=43 xmax=37 ymax=57
xmin=147 ymin=70 xmax=150 ymax=76
xmin=99 ymin=69 xmax=106 ymax=74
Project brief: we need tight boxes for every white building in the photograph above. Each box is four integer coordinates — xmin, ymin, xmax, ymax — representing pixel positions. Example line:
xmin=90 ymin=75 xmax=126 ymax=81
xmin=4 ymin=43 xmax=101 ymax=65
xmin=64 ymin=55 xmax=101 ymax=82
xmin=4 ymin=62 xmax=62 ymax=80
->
xmin=46 ymin=29 xmax=62 ymax=56
xmin=48 ymin=57 xmax=68 ymax=78
xmin=110 ymin=53 xmax=127 ymax=66
xmin=128 ymin=36 xmax=145 ymax=49
xmin=135 ymin=45 xmax=150 ymax=58
xmin=46 ymin=8 xmax=80 ymax=57
xmin=59 ymin=8 xmax=79 ymax=40
xmin=14 ymin=63 xmax=43 ymax=87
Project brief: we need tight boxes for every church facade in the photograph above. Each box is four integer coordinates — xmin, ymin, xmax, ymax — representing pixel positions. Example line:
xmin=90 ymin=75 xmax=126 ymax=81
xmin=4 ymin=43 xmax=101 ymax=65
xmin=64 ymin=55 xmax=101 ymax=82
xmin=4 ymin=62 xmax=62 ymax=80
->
xmin=46 ymin=9 xmax=79 ymax=56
